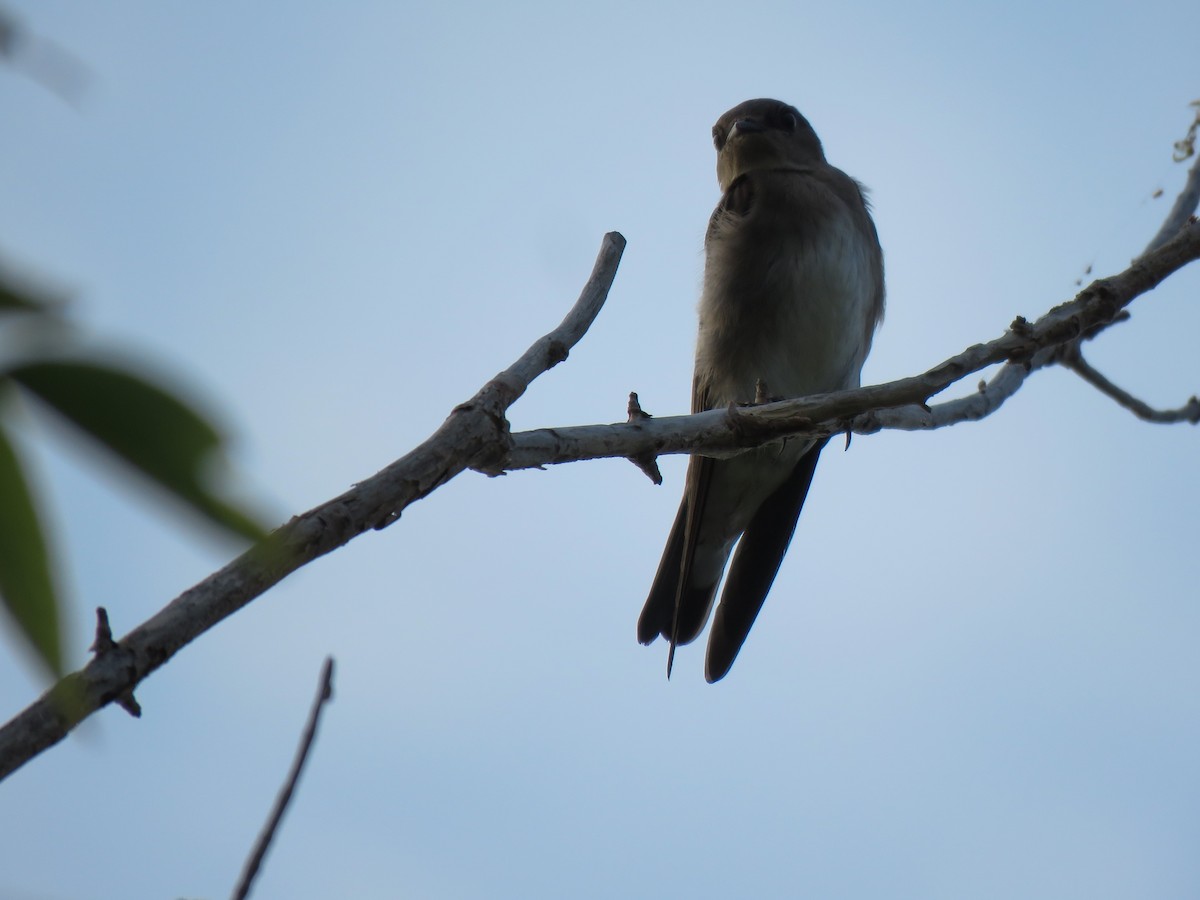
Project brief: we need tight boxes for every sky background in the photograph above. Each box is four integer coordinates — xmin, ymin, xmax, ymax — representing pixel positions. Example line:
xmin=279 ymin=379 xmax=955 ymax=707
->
xmin=2 ymin=2 xmax=1199 ymax=898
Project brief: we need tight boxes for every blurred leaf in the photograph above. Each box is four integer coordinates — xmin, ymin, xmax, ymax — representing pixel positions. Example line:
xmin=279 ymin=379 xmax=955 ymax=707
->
xmin=0 ymin=267 xmax=57 ymax=314
xmin=0 ymin=416 xmax=63 ymax=675
xmin=10 ymin=359 xmax=267 ymax=542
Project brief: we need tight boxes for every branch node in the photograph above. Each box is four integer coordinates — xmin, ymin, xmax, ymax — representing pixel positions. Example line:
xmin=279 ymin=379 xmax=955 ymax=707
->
xmin=1057 ymin=339 xmax=1081 ymax=364
xmin=89 ymin=608 xmax=141 ymax=718
xmin=751 ymin=379 xmax=783 ymax=404
xmin=89 ymin=607 xmax=116 ymax=655
xmin=628 ymin=455 xmax=664 ymax=485
xmin=627 ymin=392 xmax=652 ymax=422
xmin=626 ymin=393 xmax=663 ymax=483
xmin=466 ymin=410 xmax=515 ymax=478
xmin=371 ymin=510 xmax=401 ymax=530
xmin=546 ymin=339 xmax=569 ymax=368
xmin=1009 ymin=315 xmax=1033 ymax=337
xmin=1186 ymin=396 xmax=1200 ymax=424
xmin=1082 ymin=309 xmax=1130 ymax=340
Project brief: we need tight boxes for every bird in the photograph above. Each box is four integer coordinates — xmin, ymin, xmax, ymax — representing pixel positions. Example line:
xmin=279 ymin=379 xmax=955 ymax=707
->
xmin=637 ymin=98 xmax=884 ymax=682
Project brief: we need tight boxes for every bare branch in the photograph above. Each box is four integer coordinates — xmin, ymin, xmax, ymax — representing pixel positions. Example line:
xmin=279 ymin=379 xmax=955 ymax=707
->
xmin=855 ymin=359 xmax=1034 ymax=434
xmin=1060 ymin=104 xmax=1200 ymax=422
xmin=231 ymin=657 xmax=335 ymax=900
xmin=1059 ymin=344 xmax=1200 ymax=424
xmin=498 ymin=221 xmax=1200 ymax=472
xmin=0 ymin=232 xmax=626 ymax=782
xmin=1142 ymin=102 xmax=1200 ymax=257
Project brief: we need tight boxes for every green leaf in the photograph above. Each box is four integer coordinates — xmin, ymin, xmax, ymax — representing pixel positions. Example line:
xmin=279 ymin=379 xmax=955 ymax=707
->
xmin=10 ymin=359 xmax=267 ymax=542
xmin=0 ymin=417 xmax=63 ymax=675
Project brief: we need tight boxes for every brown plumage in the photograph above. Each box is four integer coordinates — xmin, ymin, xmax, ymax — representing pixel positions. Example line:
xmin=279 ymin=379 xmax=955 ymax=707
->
xmin=638 ymin=99 xmax=884 ymax=682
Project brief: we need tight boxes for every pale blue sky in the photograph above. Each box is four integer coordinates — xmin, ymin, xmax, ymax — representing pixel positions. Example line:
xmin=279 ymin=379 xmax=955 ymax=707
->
xmin=2 ymin=2 xmax=1199 ymax=898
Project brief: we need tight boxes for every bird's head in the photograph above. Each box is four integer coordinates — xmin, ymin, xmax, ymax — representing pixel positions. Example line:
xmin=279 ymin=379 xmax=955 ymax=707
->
xmin=712 ymin=98 xmax=825 ymax=192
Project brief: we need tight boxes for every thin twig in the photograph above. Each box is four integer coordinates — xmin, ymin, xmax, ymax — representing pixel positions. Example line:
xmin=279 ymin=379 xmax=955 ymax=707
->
xmin=231 ymin=657 xmax=335 ymax=900
xmin=1059 ymin=344 xmax=1200 ymax=424
xmin=1141 ymin=103 xmax=1200 ymax=257
xmin=855 ymin=356 xmax=1034 ymax=434
xmin=1059 ymin=105 xmax=1200 ymax=417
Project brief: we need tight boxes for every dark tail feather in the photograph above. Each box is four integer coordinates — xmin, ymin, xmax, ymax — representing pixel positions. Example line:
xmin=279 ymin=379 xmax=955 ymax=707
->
xmin=638 ymin=499 xmax=685 ymax=645
xmin=637 ymin=496 xmax=718 ymax=648
xmin=704 ymin=440 xmax=826 ymax=683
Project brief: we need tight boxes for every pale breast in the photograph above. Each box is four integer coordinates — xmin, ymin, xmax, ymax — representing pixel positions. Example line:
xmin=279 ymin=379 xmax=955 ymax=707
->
xmin=694 ymin=176 xmax=880 ymax=409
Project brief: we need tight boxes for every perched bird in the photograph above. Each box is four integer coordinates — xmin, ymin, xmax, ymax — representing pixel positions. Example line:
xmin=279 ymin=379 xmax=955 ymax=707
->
xmin=638 ymin=98 xmax=884 ymax=682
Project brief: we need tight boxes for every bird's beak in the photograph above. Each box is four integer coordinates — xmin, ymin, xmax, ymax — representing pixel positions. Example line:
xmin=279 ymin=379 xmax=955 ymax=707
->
xmin=731 ymin=118 xmax=765 ymax=137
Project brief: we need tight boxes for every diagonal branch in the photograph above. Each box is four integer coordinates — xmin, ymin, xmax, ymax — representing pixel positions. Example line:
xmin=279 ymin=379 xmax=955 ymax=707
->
xmin=231 ymin=657 xmax=336 ymax=900
xmin=0 ymin=232 xmax=626 ymax=782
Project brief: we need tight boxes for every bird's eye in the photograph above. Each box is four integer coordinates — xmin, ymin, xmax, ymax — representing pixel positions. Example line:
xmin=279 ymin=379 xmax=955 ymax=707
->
xmin=778 ymin=112 xmax=797 ymax=132
xmin=712 ymin=125 xmax=726 ymax=151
